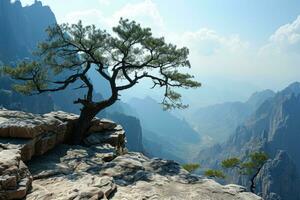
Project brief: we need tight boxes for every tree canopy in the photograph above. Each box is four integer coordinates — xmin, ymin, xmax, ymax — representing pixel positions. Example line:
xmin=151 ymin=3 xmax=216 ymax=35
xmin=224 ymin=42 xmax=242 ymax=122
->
xmin=221 ymin=152 xmax=268 ymax=193
xmin=2 ymin=18 xmax=200 ymax=110
xmin=204 ymin=169 xmax=226 ymax=179
xmin=1 ymin=18 xmax=200 ymax=144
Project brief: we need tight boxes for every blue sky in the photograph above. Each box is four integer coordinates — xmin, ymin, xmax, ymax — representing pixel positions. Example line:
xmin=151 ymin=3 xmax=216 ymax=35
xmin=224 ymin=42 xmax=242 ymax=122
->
xmin=19 ymin=0 xmax=300 ymax=106
xmin=20 ymin=0 xmax=300 ymax=44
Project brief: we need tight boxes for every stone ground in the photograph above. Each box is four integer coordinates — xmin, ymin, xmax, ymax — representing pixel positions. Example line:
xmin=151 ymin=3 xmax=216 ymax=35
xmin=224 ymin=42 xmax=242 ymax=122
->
xmin=26 ymin=145 xmax=261 ymax=200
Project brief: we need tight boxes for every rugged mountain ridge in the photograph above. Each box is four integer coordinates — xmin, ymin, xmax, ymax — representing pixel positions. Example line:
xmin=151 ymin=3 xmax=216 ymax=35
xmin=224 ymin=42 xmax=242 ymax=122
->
xmin=0 ymin=0 xmax=56 ymax=63
xmin=190 ymin=89 xmax=275 ymax=143
xmin=196 ymin=82 xmax=300 ymax=200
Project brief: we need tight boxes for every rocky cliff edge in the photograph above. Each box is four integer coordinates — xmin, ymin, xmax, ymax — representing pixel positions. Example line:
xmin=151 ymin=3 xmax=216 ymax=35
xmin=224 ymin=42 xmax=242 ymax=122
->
xmin=0 ymin=109 xmax=261 ymax=200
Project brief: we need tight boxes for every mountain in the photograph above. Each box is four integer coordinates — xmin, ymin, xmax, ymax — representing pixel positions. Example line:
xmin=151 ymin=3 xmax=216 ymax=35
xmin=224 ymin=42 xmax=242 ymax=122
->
xmin=256 ymin=150 xmax=300 ymax=200
xmin=196 ymin=82 xmax=300 ymax=200
xmin=0 ymin=0 xmax=56 ymax=113
xmin=142 ymin=129 xmax=186 ymax=163
xmin=190 ymin=89 xmax=275 ymax=143
xmin=127 ymin=97 xmax=201 ymax=163
xmin=0 ymin=0 xmax=85 ymax=114
xmin=0 ymin=0 xmax=56 ymax=63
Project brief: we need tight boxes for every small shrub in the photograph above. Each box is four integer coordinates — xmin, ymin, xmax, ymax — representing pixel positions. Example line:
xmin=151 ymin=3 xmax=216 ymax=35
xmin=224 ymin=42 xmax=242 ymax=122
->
xmin=182 ymin=163 xmax=200 ymax=173
xmin=204 ymin=169 xmax=226 ymax=179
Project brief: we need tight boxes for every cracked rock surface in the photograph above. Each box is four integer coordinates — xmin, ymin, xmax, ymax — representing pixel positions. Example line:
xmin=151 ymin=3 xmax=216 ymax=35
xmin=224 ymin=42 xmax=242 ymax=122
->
xmin=26 ymin=146 xmax=261 ymax=200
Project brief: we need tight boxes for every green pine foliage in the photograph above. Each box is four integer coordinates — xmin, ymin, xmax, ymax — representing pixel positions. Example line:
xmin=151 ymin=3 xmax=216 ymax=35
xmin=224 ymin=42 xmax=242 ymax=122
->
xmin=221 ymin=152 xmax=268 ymax=193
xmin=1 ymin=18 xmax=201 ymax=144
xmin=1 ymin=18 xmax=201 ymax=110
xmin=204 ymin=169 xmax=226 ymax=179
xmin=182 ymin=163 xmax=200 ymax=173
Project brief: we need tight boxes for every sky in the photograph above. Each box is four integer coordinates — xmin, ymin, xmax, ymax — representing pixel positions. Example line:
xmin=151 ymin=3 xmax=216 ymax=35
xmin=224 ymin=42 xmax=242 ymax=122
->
xmin=19 ymin=0 xmax=300 ymax=107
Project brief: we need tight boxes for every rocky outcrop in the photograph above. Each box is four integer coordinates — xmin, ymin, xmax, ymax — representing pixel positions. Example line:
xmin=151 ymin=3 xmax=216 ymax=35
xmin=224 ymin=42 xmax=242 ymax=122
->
xmin=0 ymin=109 xmax=125 ymax=199
xmin=26 ymin=145 xmax=261 ymax=200
xmin=0 ymin=149 xmax=32 ymax=200
xmin=0 ymin=109 xmax=125 ymax=161
xmin=26 ymin=144 xmax=118 ymax=199
xmin=103 ymin=153 xmax=261 ymax=200
xmin=107 ymin=112 xmax=143 ymax=152
xmin=0 ymin=109 xmax=261 ymax=199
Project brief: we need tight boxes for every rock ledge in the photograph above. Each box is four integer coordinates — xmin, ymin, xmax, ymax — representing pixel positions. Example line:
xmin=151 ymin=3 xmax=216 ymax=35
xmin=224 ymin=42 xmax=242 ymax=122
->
xmin=0 ymin=109 xmax=261 ymax=200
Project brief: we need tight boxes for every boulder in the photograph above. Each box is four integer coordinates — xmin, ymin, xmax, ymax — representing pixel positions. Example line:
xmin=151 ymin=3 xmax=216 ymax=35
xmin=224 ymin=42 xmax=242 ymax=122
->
xmin=0 ymin=149 xmax=32 ymax=200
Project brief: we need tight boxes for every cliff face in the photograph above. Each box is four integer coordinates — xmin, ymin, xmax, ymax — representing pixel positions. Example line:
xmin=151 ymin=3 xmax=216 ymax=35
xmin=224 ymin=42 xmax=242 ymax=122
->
xmin=0 ymin=0 xmax=56 ymax=63
xmin=0 ymin=109 xmax=261 ymax=200
xmin=0 ymin=0 xmax=56 ymax=113
xmin=256 ymin=150 xmax=300 ymax=200
xmin=196 ymin=82 xmax=300 ymax=200
xmin=190 ymin=89 xmax=275 ymax=143
xmin=107 ymin=112 xmax=144 ymax=152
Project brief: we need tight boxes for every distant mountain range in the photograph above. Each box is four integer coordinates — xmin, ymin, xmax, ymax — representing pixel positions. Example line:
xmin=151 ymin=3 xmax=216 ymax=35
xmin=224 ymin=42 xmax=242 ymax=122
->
xmin=189 ymin=89 xmax=275 ymax=143
xmin=196 ymin=82 xmax=300 ymax=200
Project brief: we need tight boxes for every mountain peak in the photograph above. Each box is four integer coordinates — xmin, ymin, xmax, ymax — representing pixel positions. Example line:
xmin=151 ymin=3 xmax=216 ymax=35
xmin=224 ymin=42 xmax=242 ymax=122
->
xmin=246 ymin=89 xmax=275 ymax=107
xmin=286 ymin=81 xmax=300 ymax=90
xmin=281 ymin=82 xmax=300 ymax=96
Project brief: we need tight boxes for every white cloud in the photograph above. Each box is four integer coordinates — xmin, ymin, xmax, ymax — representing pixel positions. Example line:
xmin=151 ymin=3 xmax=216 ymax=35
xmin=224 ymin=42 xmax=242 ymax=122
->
xmin=260 ymin=15 xmax=300 ymax=55
xmin=174 ymin=24 xmax=300 ymax=92
xmin=63 ymin=0 xmax=164 ymax=34
xmin=180 ymin=28 xmax=249 ymax=56
xmin=173 ymin=28 xmax=256 ymax=80
xmin=109 ymin=0 xmax=165 ymax=33
xmin=270 ymin=16 xmax=300 ymax=45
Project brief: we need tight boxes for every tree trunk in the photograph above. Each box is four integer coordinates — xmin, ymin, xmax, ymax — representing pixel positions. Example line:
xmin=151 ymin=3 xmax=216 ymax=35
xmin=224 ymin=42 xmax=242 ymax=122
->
xmin=70 ymin=91 xmax=118 ymax=145
xmin=250 ymin=178 xmax=256 ymax=193
xmin=71 ymin=106 xmax=98 ymax=144
xmin=250 ymin=166 xmax=262 ymax=193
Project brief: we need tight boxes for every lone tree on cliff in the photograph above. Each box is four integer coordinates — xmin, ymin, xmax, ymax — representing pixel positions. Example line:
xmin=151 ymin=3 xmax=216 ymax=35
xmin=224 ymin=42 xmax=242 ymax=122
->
xmin=221 ymin=152 xmax=268 ymax=193
xmin=2 ymin=19 xmax=200 ymax=144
